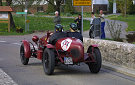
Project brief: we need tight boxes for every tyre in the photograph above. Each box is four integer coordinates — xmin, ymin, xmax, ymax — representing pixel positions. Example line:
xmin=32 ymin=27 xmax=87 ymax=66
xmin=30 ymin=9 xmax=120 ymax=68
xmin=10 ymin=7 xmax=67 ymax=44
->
xmin=20 ymin=44 xmax=29 ymax=65
xmin=87 ymin=47 xmax=102 ymax=73
xmin=42 ymin=48 xmax=55 ymax=75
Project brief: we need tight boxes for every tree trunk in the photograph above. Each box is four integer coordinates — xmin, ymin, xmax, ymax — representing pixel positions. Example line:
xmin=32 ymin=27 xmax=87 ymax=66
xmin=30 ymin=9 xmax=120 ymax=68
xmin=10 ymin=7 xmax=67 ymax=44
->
xmin=6 ymin=0 xmax=16 ymax=29
xmin=56 ymin=1 xmax=61 ymax=15
xmin=124 ymin=0 xmax=127 ymax=17
xmin=0 ymin=0 xmax=2 ymax=6
xmin=9 ymin=12 xmax=16 ymax=29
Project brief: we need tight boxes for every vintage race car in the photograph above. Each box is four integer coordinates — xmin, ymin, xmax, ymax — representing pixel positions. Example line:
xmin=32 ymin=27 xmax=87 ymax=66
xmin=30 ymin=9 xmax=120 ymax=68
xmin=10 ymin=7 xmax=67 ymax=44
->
xmin=20 ymin=31 xmax=102 ymax=75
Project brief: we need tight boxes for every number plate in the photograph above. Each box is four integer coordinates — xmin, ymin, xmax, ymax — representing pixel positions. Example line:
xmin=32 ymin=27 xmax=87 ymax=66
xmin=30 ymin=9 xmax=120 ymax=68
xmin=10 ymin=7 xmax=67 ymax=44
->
xmin=64 ymin=57 xmax=73 ymax=64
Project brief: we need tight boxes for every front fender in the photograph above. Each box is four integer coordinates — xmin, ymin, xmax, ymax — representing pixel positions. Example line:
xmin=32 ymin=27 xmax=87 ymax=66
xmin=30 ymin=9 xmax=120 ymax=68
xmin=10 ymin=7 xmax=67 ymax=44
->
xmin=22 ymin=40 xmax=31 ymax=58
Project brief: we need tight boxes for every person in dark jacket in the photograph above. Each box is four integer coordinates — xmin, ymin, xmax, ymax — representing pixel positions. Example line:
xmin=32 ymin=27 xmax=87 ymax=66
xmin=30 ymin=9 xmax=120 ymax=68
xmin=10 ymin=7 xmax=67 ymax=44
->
xmin=74 ymin=14 xmax=82 ymax=34
xmin=49 ymin=24 xmax=67 ymax=45
xmin=67 ymin=23 xmax=83 ymax=42
xmin=54 ymin=11 xmax=61 ymax=25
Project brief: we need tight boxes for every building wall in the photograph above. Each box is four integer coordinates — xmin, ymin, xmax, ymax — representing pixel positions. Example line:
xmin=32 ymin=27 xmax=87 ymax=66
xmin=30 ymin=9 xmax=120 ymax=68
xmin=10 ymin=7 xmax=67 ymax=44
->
xmin=74 ymin=6 xmax=92 ymax=12
xmin=13 ymin=5 xmax=48 ymax=14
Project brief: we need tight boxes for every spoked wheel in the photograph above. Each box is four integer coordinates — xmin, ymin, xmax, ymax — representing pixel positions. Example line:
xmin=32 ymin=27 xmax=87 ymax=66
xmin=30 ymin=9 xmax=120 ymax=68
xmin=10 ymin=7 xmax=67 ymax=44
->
xmin=20 ymin=44 xmax=29 ymax=65
xmin=89 ymin=26 xmax=94 ymax=38
xmin=42 ymin=48 xmax=55 ymax=75
xmin=87 ymin=47 xmax=102 ymax=73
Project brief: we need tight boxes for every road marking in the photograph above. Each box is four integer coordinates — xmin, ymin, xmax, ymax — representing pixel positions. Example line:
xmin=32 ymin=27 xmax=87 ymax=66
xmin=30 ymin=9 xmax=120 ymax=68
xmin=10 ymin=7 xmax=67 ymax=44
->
xmin=0 ymin=69 xmax=18 ymax=85
xmin=0 ymin=41 xmax=7 ymax=43
xmin=12 ymin=43 xmax=21 ymax=46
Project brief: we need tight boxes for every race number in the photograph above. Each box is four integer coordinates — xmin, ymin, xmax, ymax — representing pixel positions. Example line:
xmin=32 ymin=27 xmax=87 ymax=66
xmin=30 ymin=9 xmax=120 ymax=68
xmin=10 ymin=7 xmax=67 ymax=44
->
xmin=61 ymin=39 xmax=72 ymax=51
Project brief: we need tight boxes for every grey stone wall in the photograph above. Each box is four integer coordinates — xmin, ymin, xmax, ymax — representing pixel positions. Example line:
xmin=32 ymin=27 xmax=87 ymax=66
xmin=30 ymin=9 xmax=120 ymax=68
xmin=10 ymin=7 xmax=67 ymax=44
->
xmin=83 ymin=38 xmax=135 ymax=69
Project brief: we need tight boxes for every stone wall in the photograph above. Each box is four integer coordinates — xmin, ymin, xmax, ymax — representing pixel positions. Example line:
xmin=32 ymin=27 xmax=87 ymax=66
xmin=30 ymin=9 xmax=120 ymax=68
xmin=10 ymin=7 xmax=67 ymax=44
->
xmin=84 ymin=38 xmax=135 ymax=69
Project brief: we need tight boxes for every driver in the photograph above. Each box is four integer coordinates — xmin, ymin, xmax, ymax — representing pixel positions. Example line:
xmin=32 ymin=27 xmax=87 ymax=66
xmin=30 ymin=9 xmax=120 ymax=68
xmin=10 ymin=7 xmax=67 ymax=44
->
xmin=49 ymin=24 xmax=67 ymax=45
xmin=67 ymin=23 xmax=83 ymax=42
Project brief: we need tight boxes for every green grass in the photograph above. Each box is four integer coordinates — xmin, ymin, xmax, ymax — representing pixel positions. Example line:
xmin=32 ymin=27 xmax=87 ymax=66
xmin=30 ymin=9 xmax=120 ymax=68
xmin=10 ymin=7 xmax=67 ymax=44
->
xmin=107 ymin=15 xmax=135 ymax=32
xmin=0 ymin=15 xmax=90 ymax=35
xmin=34 ymin=12 xmax=96 ymax=18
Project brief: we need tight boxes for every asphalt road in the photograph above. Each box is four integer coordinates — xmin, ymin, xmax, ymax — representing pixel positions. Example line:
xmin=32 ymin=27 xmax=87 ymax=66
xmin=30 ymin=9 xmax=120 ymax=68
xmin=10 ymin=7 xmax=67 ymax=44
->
xmin=0 ymin=33 xmax=135 ymax=85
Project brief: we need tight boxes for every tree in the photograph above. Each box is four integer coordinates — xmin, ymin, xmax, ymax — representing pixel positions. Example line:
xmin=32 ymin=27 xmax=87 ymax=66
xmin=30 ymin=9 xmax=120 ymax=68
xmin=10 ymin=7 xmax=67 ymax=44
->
xmin=12 ymin=0 xmax=43 ymax=12
xmin=117 ymin=0 xmax=133 ymax=17
xmin=64 ymin=0 xmax=74 ymax=14
xmin=45 ymin=0 xmax=64 ymax=15
xmin=108 ymin=0 xmax=113 ymax=13
xmin=46 ymin=0 xmax=54 ymax=13
xmin=0 ymin=0 xmax=2 ymax=6
xmin=5 ymin=0 xmax=15 ymax=29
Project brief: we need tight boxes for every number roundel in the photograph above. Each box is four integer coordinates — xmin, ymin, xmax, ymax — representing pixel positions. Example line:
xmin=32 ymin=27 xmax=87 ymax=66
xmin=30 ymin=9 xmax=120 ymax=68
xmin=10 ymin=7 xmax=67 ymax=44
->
xmin=61 ymin=39 xmax=72 ymax=51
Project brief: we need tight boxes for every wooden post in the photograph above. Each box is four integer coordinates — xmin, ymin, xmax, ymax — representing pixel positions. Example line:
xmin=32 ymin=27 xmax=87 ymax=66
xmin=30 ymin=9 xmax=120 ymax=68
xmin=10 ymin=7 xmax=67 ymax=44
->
xmin=8 ymin=12 xmax=10 ymax=32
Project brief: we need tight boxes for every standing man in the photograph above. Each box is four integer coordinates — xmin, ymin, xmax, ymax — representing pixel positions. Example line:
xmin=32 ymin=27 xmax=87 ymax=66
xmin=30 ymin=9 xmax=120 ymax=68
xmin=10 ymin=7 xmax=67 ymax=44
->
xmin=54 ymin=11 xmax=61 ymax=25
xmin=99 ymin=10 xmax=106 ymax=39
xmin=74 ymin=14 xmax=82 ymax=34
xmin=54 ymin=11 xmax=61 ymax=32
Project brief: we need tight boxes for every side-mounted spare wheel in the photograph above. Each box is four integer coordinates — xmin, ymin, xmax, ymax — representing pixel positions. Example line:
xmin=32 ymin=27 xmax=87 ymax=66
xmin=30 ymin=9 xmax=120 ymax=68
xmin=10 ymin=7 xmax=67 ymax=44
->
xmin=20 ymin=44 xmax=29 ymax=65
xmin=87 ymin=46 xmax=102 ymax=73
xmin=42 ymin=48 xmax=55 ymax=75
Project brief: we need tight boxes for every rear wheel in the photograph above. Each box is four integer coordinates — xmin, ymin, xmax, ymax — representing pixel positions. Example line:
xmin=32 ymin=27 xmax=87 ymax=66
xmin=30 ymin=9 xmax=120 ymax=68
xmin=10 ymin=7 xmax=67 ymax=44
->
xmin=87 ymin=47 xmax=102 ymax=73
xmin=42 ymin=48 xmax=55 ymax=75
xmin=20 ymin=44 xmax=29 ymax=65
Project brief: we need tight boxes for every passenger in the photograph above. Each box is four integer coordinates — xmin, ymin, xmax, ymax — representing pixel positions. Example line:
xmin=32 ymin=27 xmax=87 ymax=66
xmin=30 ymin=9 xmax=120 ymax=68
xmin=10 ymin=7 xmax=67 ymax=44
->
xmin=49 ymin=24 xmax=67 ymax=45
xmin=67 ymin=23 xmax=83 ymax=42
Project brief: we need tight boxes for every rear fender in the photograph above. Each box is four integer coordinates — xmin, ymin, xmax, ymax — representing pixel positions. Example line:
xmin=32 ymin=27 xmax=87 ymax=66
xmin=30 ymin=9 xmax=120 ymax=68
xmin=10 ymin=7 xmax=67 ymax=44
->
xmin=87 ymin=45 xmax=98 ymax=53
xmin=85 ymin=45 xmax=99 ymax=61
xmin=46 ymin=44 xmax=55 ymax=49
xmin=22 ymin=40 xmax=31 ymax=58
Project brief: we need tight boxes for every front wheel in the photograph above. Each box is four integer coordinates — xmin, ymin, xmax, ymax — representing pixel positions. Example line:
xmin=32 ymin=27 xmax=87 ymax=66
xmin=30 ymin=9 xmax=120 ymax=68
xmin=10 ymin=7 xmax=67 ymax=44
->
xmin=20 ymin=44 xmax=29 ymax=65
xmin=42 ymin=48 xmax=55 ymax=75
xmin=87 ymin=47 xmax=102 ymax=73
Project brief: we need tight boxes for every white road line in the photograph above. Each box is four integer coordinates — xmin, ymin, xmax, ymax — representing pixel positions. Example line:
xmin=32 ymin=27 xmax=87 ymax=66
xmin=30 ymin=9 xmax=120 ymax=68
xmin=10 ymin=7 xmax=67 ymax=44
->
xmin=0 ymin=41 xmax=7 ymax=43
xmin=0 ymin=69 xmax=18 ymax=85
xmin=12 ymin=43 xmax=21 ymax=46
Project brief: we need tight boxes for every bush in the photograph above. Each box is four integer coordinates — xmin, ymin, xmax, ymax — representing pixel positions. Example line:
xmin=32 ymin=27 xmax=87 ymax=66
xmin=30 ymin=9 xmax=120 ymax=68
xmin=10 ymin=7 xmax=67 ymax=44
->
xmin=66 ymin=13 xmax=72 ymax=17
xmin=126 ymin=32 xmax=135 ymax=43
xmin=34 ymin=12 xmax=46 ymax=16
xmin=106 ymin=20 xmax=123 ymax=41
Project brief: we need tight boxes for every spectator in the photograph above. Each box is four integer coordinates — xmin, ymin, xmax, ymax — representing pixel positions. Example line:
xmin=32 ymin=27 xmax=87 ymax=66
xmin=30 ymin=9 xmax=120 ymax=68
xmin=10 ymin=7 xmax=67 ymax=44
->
xmin=54 ymin=11 xmax=61 ymax=25
xmin=99 ymin=10 xmax=106 ymax=39
xmin=74 ymin=14 xmax=82 ymax=34
xmin=49 ymin=24 xmax=67 ymax=45
xmin=89 ymin=12 xmax=96 ymax=38
xmin=67 ymin=23 xmax=83 ymax=42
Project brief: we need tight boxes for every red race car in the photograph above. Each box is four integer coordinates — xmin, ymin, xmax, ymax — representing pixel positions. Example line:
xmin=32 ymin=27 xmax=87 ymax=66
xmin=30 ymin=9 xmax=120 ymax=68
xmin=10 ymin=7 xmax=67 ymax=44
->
xmin=20 ymin=31 xmax=102 ymax=75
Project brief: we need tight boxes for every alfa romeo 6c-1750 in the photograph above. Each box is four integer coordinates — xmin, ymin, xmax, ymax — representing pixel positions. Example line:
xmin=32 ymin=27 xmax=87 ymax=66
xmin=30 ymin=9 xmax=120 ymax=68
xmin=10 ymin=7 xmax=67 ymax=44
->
xmin=20 ymin=31 xmax=102 ymax=75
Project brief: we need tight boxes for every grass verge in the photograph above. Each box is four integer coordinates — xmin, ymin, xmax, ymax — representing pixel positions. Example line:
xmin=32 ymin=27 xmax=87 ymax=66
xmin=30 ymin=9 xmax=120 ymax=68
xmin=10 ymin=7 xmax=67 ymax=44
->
xmin=0 ymin=15 xmax=90 ymax=35
xmin=107 ymin=15 xmax=135 ymax=32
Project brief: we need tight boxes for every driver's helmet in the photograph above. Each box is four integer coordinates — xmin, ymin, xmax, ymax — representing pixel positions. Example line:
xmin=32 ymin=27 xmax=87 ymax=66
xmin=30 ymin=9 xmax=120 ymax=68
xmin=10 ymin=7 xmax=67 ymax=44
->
xmin=70 ymin=23 xmax=77 ymax=31
xmin=55 ymin=24 xmax=63 ymax=32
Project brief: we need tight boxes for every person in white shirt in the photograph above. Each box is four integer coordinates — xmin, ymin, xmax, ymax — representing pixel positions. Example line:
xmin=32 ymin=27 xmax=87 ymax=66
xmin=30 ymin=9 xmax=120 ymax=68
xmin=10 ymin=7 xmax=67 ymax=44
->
xmin=90 ymin=12 xmax=96 ymax=25
xmin=99 ymin=10 xmax=105 ymax=39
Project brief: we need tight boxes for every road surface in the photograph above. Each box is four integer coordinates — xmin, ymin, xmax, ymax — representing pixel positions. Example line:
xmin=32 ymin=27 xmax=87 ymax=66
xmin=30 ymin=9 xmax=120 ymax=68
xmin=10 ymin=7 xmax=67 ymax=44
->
xmin=0 ymin=33 xmax=135 ymax=85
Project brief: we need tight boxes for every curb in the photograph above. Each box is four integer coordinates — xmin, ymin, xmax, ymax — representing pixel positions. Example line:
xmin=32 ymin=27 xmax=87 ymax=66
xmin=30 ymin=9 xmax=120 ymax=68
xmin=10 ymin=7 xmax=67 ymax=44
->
xmin=0 ymin=68 xmax=18 ymax=85
xmin=102 ymin=62 xmax=135 ymax=78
